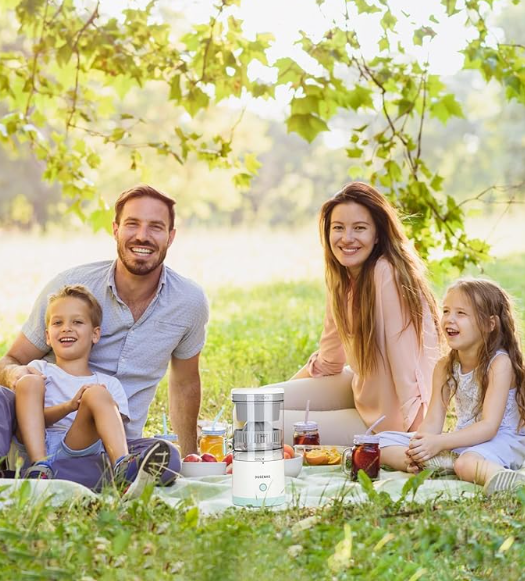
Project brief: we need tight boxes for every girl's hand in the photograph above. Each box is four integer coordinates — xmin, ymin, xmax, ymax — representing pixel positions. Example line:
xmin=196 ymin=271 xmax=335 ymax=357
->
xmin=404 ymin=449 xmax=422 ymax=473
xmin=407 ymin=432 xmax=444 ymax=463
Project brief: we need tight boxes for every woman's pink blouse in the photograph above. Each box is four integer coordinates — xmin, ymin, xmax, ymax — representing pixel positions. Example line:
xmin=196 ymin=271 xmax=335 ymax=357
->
xmin=307 ymin=257 xmax=440 ymax=432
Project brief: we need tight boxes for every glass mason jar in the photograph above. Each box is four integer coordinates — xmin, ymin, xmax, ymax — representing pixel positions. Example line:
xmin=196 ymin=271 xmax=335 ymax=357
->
xmin=199 ymin=425 xmax=227 ymax=461
xmin=293 ymin=421 xmax=320 ymax=446
xmin=342 ymin=434 xmax=380 ymax=481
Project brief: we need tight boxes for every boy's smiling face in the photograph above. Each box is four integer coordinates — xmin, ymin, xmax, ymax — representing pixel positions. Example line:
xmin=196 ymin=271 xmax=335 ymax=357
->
xmin=46 ymin=297 xmax=100 ymax=361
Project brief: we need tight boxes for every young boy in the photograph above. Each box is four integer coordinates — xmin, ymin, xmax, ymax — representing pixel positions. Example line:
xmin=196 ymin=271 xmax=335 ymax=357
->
xmin=13 ymin=284 xmax=170 ymax=498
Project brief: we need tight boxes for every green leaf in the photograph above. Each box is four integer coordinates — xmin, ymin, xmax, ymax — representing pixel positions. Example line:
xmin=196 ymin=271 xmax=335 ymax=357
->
xmin=345 ymin=146 xmax=363 ymax=159
xmin=430 ymin=93 xmax=464 ymax=124
xmin=112 ymin=530 xmax=132 ymax=556
xmin=378 ymin=36 xmax=389 ymax=52
xmin=56 ymin=43 xmax=73 ymax=66
xmin=380 ymin=11 xmax=397 ymax=31
xmin=430 ymin=174 xmax=444 ymax=191
xmin=291 ymin=95 xmax=320 ymax=116
xmin=169 ymin=75 xmax=181 ymax=101
xmin=355 ymin=0 xmax=381 ymax=14
xmin=233 ymin=172 xmax=253 ymax=190
xmin=184 ymin=506 xmax=200 ymax=529
xmin=441 ymin=0 xmax=460 ymax=16
xmin=275 ymin=57 xmax=305 ymax=85
xmin=286 ymin=113 xmax=328 ymax=143
xmin=346 ymin=85 xmax=374 ymax=110
xmin=183 ymin=87 xmax=210 ymax=117
xmin=244 ymin=152 xmax=261 ymax=175
xmin=348 ymin=166 xmax=364 ymax=179
xmin=413 ymin=26 xmax=437 ymax=46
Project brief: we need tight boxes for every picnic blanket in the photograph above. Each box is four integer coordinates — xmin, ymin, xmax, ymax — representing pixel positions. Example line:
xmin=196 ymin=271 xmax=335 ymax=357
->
xmin=0 ymin=467 xmax=478 ymax=513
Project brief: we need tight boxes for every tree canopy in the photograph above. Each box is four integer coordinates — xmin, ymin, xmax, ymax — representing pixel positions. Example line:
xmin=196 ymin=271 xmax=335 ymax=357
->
xmin=0 ymin=0 xmax=524 ymax=270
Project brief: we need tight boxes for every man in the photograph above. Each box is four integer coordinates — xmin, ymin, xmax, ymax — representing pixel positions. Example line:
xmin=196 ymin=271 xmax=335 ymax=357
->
xmin=0 ymin=185 xmax=209 ymax=489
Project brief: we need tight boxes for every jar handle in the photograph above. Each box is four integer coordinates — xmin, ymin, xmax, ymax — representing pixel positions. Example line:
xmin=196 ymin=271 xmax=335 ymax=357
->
xmin=342 ymin=447 xmax=353 ymax=475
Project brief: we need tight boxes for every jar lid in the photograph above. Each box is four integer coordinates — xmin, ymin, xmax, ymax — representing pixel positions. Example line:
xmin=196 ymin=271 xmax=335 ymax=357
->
xmin=202 ymin=425 xmax=227 ymax=435
xmin=353 ymin=434 xmax=380 ymax=444
xmin=293 ymin=421 xmax=319 ymax=431
xmin=154 ymin=433 xmax=179 ymax=442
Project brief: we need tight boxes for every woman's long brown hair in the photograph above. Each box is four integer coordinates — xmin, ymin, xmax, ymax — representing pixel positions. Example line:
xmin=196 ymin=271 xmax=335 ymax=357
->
xmin=320 ymin=182 xmax=440 ymax=376
xmin=442 ymin=279 xmax=525 ymax=428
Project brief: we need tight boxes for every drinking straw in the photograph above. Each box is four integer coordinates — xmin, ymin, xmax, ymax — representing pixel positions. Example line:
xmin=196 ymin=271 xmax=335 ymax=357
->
xmin=212 ymin=405 xmax=225 ymax=430
xmin=365 ymin=414 xmax=386 ymax=435
xmin=162 ymin=413 xmax=168 ymax=435
xmin=305 ymin=399 xmax=310 ymax=424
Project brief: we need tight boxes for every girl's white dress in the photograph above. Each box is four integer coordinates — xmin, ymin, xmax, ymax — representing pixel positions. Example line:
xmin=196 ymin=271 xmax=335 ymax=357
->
xmin=380 ymin=351 xmax=525 ymax=469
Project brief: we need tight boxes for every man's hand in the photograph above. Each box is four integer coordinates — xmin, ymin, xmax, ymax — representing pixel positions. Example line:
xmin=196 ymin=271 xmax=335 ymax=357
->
xmin=407 ymin=432 xmax=444 ymax=463
xmin=0 ymin=332 xmax=48 ymax=389
xmin=11 ymin=365 xmax=45 ymax=389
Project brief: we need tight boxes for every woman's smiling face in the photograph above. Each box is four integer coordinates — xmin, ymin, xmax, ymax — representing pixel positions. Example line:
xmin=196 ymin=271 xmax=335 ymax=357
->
xmin=329 ymin=202 xmax=378 ymax=278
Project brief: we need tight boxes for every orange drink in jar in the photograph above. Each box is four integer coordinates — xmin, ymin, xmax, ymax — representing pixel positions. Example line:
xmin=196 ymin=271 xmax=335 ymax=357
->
xmin=199 ymin=425 xmax=227 ymax=461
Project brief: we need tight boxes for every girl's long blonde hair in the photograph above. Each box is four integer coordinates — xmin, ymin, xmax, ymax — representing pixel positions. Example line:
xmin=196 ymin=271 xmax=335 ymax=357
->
xmin=442 ymin=278 xmax=525 ymax=427
xmin=320 ymin=182 xmax=440 ymax=376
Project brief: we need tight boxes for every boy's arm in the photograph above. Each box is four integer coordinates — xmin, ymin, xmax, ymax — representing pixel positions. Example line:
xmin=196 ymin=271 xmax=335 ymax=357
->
xmin=43 ymin=384 xmax=90 ymax=427
xmin=44 ymin=402 xmax=75 ymax=427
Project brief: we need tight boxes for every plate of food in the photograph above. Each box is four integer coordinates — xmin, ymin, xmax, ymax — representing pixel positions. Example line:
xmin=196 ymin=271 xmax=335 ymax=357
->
xmin=293 ymin=445 xmax=346 ymax=466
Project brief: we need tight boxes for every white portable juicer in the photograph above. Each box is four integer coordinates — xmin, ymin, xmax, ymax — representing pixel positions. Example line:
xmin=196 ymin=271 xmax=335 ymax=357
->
xmin=231 ymin=387 xmax=285 ymax=507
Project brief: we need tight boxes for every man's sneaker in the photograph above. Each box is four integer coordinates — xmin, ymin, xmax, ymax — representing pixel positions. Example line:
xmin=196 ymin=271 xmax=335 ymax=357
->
xmin=484 ymin=469 xmax=525 ymax=496
xmin=113 ymin=440 xmax=171 ymax=500
xmin=25 ymin=461 xmax=55 ymax=480
xmin=417 ymin=451 xmax=458 ymax=475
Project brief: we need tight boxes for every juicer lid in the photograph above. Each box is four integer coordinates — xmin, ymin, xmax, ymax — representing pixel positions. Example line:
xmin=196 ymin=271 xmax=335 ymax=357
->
xmin=231 ymin=387 xmax=284 ymax=402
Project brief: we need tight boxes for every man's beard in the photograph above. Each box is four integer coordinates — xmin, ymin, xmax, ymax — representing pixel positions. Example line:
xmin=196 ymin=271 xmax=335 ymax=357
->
xmin=117 ymin=238 xmax=169 ymax=275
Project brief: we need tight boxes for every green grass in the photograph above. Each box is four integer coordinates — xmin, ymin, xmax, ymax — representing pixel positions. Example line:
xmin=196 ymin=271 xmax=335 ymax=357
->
xmin=1 ymin=253 xmax=525 ymax=580
xmin=1 ymin=483 xmax=524 ymax=580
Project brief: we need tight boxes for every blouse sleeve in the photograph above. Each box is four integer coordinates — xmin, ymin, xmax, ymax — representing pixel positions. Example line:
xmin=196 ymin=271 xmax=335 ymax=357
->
xmin=377 ymin=261 xmax=430 ymax=430
xmin=307 ymin=294 xmax=347 ymax=377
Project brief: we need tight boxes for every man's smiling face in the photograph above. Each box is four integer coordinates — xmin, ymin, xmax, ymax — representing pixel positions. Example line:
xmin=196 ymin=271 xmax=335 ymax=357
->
xmin=113 ymin=196 xmax=175 ymax=276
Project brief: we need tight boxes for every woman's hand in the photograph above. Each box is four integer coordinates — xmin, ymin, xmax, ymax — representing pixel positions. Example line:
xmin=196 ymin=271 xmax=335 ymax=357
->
xmin=406 ymin=432 xmax=444 ymax=463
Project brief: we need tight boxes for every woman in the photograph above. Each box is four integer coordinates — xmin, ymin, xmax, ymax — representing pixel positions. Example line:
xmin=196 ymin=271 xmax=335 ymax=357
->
xmin=282 ymin=182 xmax=441 ymax=444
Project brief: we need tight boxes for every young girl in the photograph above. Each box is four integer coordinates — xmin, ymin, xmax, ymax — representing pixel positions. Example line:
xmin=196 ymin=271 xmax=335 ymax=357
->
xmin=380 ymin=278 xmax=525 ymax=494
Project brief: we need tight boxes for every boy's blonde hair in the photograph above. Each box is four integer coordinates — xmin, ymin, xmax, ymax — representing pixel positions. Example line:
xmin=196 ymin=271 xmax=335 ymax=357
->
xmin=45 ymin=285 xmax=102 ymax=328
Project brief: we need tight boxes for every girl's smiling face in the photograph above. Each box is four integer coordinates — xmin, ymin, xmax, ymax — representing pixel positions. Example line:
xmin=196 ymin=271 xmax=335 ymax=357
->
xmin=441 ymin=288 xmax=485 ymax=353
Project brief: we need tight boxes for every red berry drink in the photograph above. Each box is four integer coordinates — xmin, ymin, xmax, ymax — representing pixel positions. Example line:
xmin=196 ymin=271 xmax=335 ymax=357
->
xmin=350 ymin=435 xmax=380 ymax=480
xmin=293 ymin=421 xmax=320 ymax=446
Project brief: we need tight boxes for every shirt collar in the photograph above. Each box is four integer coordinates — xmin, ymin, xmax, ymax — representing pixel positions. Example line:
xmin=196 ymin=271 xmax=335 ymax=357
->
xmin=107 ymin=260 xmax=167 ymax=298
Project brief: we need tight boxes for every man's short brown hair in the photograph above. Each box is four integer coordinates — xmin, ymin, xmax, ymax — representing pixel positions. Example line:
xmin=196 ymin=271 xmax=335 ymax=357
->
xmin=45 ymin=285 xmax=103 ymax=328
xmin=114 ymin=185 xmax=176 ymax=230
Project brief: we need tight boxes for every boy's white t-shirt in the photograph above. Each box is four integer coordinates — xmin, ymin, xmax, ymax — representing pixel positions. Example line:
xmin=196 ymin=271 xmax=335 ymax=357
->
xmin=28 ymin=359 xmax=130 ymax=433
